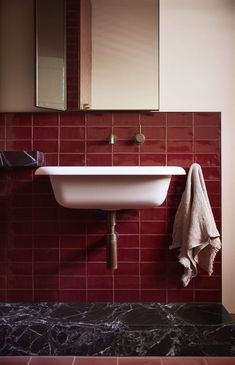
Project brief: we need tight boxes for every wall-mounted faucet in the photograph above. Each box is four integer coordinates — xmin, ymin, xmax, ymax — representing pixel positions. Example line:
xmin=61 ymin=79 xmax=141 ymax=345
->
xmin=134 ymin=133 xmax=145 ymax=144
xmin=108 ymin=133 xmax=117 ymax=144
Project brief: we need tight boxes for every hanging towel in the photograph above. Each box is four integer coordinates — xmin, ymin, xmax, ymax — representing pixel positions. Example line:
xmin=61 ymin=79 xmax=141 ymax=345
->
xmin=169 ymin=163 xmax=221 ymax=287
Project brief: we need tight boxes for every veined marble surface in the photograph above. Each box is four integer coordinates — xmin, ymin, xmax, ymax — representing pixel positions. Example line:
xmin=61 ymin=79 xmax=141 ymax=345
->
xmin=0 ymin=151 xmax=44 ymax=167
xmin=0 ymin=302 xmax=234 ymax=356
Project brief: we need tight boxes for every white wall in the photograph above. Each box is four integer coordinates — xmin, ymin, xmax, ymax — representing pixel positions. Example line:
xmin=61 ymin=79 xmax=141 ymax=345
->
xmin=0 ymin=0 xmax=40 ymax=112
xmin=91 ymin=0 xmax=158 ymax=110
xmin=159 ymin=0 xmax=235 ymax=312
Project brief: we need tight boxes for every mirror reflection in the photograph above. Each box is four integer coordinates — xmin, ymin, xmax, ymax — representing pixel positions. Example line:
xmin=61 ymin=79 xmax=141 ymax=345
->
xmin=36 ymin=0 xmax=159 ymax=111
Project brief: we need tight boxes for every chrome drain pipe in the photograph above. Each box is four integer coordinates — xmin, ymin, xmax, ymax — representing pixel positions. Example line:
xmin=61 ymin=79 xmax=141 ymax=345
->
xmin=106 ymin=211 xmax=118 ymax=270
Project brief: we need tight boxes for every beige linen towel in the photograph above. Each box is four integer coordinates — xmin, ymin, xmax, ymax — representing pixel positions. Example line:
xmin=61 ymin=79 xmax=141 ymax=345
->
xmin=169 ymin=163 xmax=221 ymax=287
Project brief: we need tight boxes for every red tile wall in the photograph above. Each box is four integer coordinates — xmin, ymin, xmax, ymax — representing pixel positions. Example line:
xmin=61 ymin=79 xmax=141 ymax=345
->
xmin=0 ymin=112 xmax=221 ymax=303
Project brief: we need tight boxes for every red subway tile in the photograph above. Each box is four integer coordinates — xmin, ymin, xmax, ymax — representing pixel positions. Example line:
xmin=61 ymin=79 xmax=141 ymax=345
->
xmin=140 ymin=154 xmax=166 ymax=166
xmin=194 ymin=126 xmax=220 ymax=140
xmin=116 ymin=222 xmax=139 ymax=235
xmin=167 ymin=126 xmax=193 ymax=140
xmin=140 ymin=112 xmax=166 ymax=126
xmin=60 ymin=126 xmax=85 ymax=139
xmin=6 ymin=126 xmax=32 ymax=139
xmin=86 ymin=154 xmax=112 ymax=166
xmin=34 ymin=290 xmax=59 ymax=301
xmin=141 ymin=275 xmax=167 ymax=289
xmin=6 ymin=140 xmax=32 ymax=150
xmin=61 ymin=235 xmax=86 ymax=249
xmin=140 ymin=290 xmax=166 ymax=302
xmin=60 ymin=262 xmax=86 ymax=276
xmin=59 ymin=154 xmax=85 ymax=166
xmin=5 ymin=113 xmax=32 ymax=126
xmin=141 ymin=222 xmax=166 ymax=235
xmin=114 ymin=290 xmax=140 ymax=302
xmin=113 ymin=140 xmax=139 ymax=153
xmin=114 ymin=263 xmax=139 ymax=276
xmin=140 ymin=140 xmax=166 ymax=153
xmin=117 ymin=235 xmax=140 ymax=249
xmin=168 ymin=289 xmax=194 ymax=302
xmin=60 ymin=249 xmax=86 ymax=262
xmin=141 ymin=249 xmax=167 ymax=262
xmin=7 ymin=275 xmax=32 ymax=289
xmin=7 ymin=249 xmax=32 ymax=262
xmin=202 ymin=167 xmax=220 ymax=180
xmin=113 ymin=112 xmax=139 ymax=125
xmin=195 ymin=154 xmax=220 ymax=167
xmin=118 ymin=248 xmax=139 ymax=262
xmin=117 ymin=355 xmax=162 ymax=365
xmin=167 ymin=112 xmax=193 ymax=126
xmin=113 ymin=154 xmax=139 ymax=166
xmin=206 ymin=358 xmax=235 ymax=365
xmin=87 ymin=276 xmax=113 ymax=289
xmin=34 ymin=262 xmax=60 ymax=275
xmin=113 ymin=126 xmax=138 ymax=139
xmin=7 ymin=290 xmax=33 ymax=302
xmin=87 ymin=126 xmax=111 ymax=140
xmin=86 ymin=112 xmax=113 ymax=125
xmin=195 ymin=276 xmax=221 ymax=290
xmin=34 ymin=275 xmax=59 ymax=289
xmin=167 ymin=140 xmax=193 ymax=154
xmin=194 ymin=290 xmax=221 ymax=302
xmin=167 ymin=154 xmax=193 ymax=168
xmin=87 ymin=290 xmax=113 ymax=302
xmin=60 ymin=112 xmax=85 ymax=125
xmin=44 ymin=154 xmax=59 ymax=165
xmin=34 ymin=249 xmax=59 ymax=262
xmin=33 ymin=113 xmax=58 ymax=126
xmin=195 ymin=141 xmax=220 ymax=154
xmin=140 ymin=262 xmax=167 ymax=276
xmin=7 ymin=262 xmax=32 ymax=276
xmin=162 ymin=358 xmax=206 ymax=365
xmin=30 ymin=357 xmax=74 ymax=365
xmin=87 ymin=141 xmax=112 ymax=154
xmin=194 ymin=112 xmax=220 ymax=126
xmin=87 ymin=263 xmax=111 ymax=276
xmin=59 ymin=290 xmax=86 ymax=302
xmin=60 ymin=276 xmax=86 ymax=290
xmin=114 ymin=276 xmax=139 ymax=290
xmin=60 ymin=140 xmax=85 ymax=153
xmin=0 ymin=356 xmax=31 ymax=365
xmin=34 ymin=126 xmax=58 ymax=140
xmin=74 ymin=357 xmax=117 ymax=365
xmin=142 ymin=126 xmax=166 ymax=140
xmin=140 ymin=235 xmax=168 ymax=249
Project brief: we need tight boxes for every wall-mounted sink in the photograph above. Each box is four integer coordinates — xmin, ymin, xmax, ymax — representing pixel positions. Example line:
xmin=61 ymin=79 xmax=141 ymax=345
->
xmin=35 ymin=166 xmax=186 ymax=211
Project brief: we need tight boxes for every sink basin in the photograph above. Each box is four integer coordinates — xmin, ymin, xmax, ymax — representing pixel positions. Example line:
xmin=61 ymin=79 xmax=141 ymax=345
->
xmin=35 ymin=166 xmax=186 ymax=210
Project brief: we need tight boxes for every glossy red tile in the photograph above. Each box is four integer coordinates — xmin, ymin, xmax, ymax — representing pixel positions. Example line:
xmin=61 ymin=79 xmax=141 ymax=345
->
xmin=60 ymin=276 xmax=86 ymax=290
xmin=195 ymin=140 xmax=220 ymax=154
xmin=194 ymin=112 xmax=220 ymax=126
xmin=118 ymin=249 xmax=139 ymax=262
xmin=6 ymin=126 xmax=32 ymax=139
xmin=114 ymin=263 xmax=139 ymax=276
xmin=113 ymin=154 xmax=139 ymax=166
xmin=113 ymin=112 xmax=139 ymax=125
xmin=113 ymin=140 xmax=139 ymax=153
xmin=167 ymin=140 xmax=193 ymax=153
xmin=7 ymin=290 xmax=33 ymax=302
xmin=114 ymin=290 xmax=140 ymax=302
xmin=195 ymin=276 xmax=221 ymax=290
xmin=86 ymin=154 xmax=112 ymax=166
xmin=195 ymin=154 xmax=220 ymax=167
xmin=140 ymin=262 xmax=167 ymax=276
xmin=87 ymin=289 xmax=113 ymax=302
xmin=168 ymin=290 xmax=194 ymax=302
xmin=142 ymin=126 xmax=166 ymax=140
xmin=60 ymin=112 xmax=85 ymax=125
xmin=87 ymin=140 xmax=112 ymax=153
xmin=6 ymin=140 xmax=32 ymax=150
xmin=140 ymin=235 xmax=168 ymax=249
xmin=113 ymin=126 xmax=138 ymax=139
xmin=167 ymin=154 xmax=193 ymax=168
xmin=140 ymin=140 xmax=166 ymax=153
xmin=34 ymin=126 xmax=58 ymax=140
xmin=140 ymin=112 xmax=166 ymax=125
xmin=140 ymin=290 xmax=166 ymax=302
xmin=167 ymin=112 xmax=193 ymax=126
xmin=7 ymin=262 xmax=32 ymax=276
xmin=0 ymin=356 xmax=31 ymax=365
xmin=194 ymin=126 xmax=220 ymax=140
xmin=5 ymin=113 xmax=32 ymax=126
xmin=29 ymin=357 xmax=74 ymax=365
xmin=60 ymin=140 xmax=85 ymax=153
xmin=205 ymin=358 xmax=235 ymax=365
xmin=86 ymin=112 xmax=113 ymax=125
xmin=59 ymin=290 xmax=86 ymax=302
xmin=141 ymin=222 xmax=166 ymax=235
xmin=59 ymin=154 xmax=85 ymax=166
xmin=34 ymin=275 xmax=59 ymax=289
xmin=141 ymin=275 xmax=167 ymax=289
xmin=167 ymin=126 xmax=193 ymax=140
xmin=34 ymin=249 xmax=59 ymax=262
xmin=140 ymin=154 xmax=166 ymax=166
xmin=7 ymin=275 xmax=32 ymax=290
xmin=74 ymin=357 xmax=117 ymax=365
xmin=141 ymin=249 xmax=167 ymax=262
xmin=162 ymin=358 xmax=206 ymax=365
xmin=194 ymin=290 xmax=221 ymax=302
xmin=88 ymin=276 xmax=113 ymax=289
xmin=114 ymin=276 xmax=139 ymax=290
xmin=33 ymin=113 xmax=58 ymax=126
xmin=60 ymin=126 xmax=85 ymax=139
xmin=87 ymin=126 xmax=111 ymax=140
xmin=118 ymin=357 xmax=161 ymax=365
xmin=34 ymin=290 xmax=59 ymax=302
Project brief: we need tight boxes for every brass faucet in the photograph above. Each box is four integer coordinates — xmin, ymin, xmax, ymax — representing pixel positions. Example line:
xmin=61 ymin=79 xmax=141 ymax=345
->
xmin=108 ymin=133 xmax=117 ymax=144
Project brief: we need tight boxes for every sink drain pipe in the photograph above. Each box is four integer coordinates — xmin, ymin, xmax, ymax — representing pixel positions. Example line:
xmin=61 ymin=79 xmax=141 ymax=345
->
xmin=106 ymin=211 xmax=118 ymax=270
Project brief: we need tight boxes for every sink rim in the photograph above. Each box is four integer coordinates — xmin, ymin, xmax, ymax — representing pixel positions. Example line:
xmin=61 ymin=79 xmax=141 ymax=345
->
xmin=35 ymin=166 xmax=186 ymax=176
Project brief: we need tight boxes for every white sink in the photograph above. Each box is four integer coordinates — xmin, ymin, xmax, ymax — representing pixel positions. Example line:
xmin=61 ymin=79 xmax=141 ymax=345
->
xmin=35 ymin=166 xmax=186 ymax=210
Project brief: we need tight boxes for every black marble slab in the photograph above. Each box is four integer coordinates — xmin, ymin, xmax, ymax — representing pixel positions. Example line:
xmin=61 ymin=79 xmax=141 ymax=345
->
xmin=0 ymin=303 xmax=234 ymax=356
xmin=0 ymin=151 xmax=44 ymax=168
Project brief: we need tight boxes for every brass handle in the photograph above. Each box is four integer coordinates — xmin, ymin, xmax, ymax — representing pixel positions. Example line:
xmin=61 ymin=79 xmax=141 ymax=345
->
xmin=134 ymin=133 xmax=145 ymax=144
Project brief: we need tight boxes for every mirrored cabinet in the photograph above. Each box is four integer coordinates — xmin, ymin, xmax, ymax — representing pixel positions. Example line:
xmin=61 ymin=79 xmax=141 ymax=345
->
xmin=36 ymin=0 xmax=159 ymax=111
